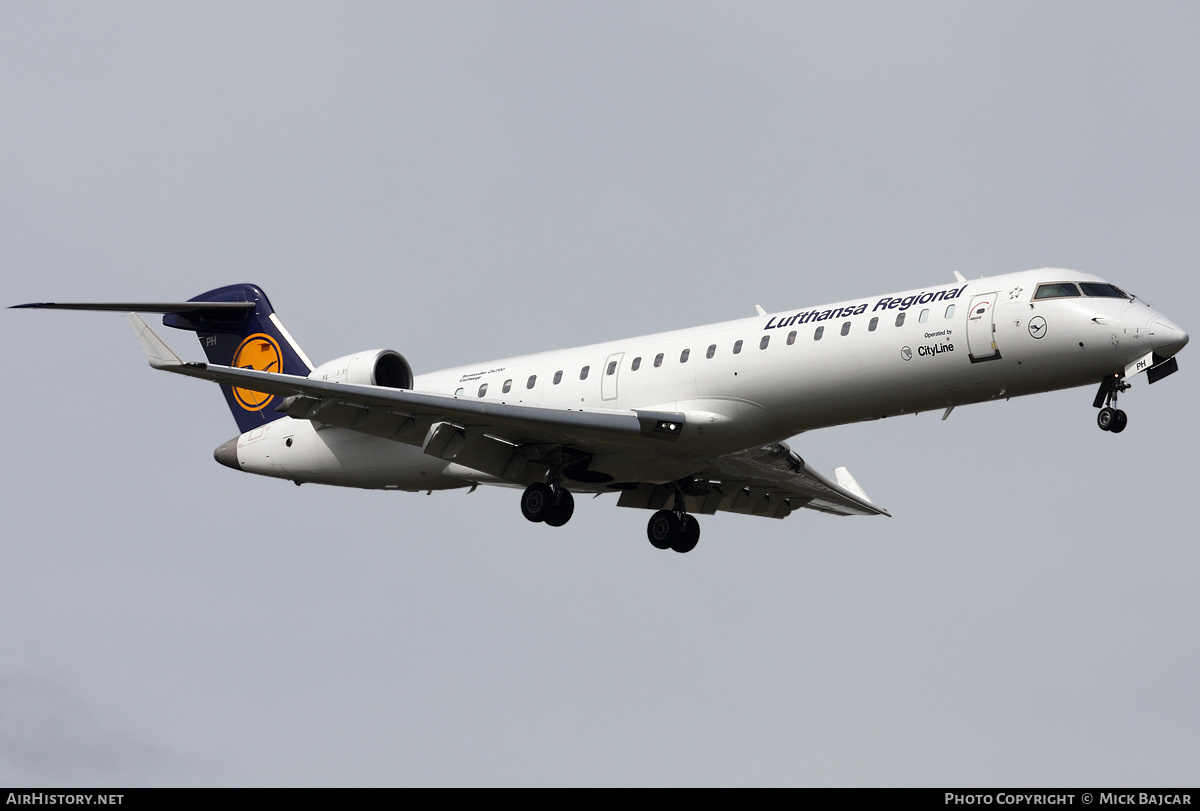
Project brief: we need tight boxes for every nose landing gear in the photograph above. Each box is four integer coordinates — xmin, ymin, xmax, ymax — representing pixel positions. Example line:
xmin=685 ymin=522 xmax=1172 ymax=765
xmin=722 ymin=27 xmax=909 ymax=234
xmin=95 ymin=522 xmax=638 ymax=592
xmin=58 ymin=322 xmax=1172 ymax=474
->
xmin=1097 ymin=406 xmax=1127 ymax=433
xmin=1093 ymin=375 xmax=1130 ymax=433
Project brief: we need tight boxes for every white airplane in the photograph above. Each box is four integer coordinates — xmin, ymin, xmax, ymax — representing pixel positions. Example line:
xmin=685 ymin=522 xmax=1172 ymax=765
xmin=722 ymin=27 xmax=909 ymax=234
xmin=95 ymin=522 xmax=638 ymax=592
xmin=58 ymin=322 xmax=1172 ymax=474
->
xmin=14 ymin=268 xmax=1188 ymax=553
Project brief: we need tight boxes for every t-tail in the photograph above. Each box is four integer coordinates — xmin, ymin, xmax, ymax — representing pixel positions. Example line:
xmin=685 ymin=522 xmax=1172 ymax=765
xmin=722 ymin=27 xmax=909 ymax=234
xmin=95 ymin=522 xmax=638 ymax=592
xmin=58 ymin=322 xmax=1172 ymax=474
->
xmin=12 ymin=283 xmax=313 ymax=433
xmin=163 ymin=284 xmax=315 ymax=431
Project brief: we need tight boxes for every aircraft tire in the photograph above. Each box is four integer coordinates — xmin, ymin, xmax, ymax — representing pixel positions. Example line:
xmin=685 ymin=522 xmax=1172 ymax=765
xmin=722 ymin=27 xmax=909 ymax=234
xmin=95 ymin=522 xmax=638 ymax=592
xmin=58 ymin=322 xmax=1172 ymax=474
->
xmin=1110 ymin=409 xmax=1128 ymax=433
xmin=1097 ymin=407 xmax=1116 ymax=431
xmin=647 ymin=510 xmax=679 ymax=550
xmin=521 ymin=483 xmax=555 ymax=523
xmin=544 ymin=489 xmax=575 ymax=527
xmin=672 ymin=514 xmax=700 ymax=554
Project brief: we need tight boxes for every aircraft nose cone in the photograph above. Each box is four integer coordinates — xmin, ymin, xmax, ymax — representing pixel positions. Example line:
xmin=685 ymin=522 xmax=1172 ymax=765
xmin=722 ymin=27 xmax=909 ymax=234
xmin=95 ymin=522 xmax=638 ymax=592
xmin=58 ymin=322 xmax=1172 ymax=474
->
xmin=214 ymin=437 xmax=241 ymax=470
xmin=1150 ymin=318 xmax=1189 ymax=357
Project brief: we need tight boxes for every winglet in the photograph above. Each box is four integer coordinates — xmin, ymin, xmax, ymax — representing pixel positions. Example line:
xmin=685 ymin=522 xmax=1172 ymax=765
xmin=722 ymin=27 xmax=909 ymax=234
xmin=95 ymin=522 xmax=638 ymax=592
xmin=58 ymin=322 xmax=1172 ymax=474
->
xmin=126 ymin=313 xmax=183 ymax=369
xmin=953 ymin=271 xmax=966 ymax=283
xmin=755 ymin=305 xmax=767 ymax=316
xmin=834 ymin=466 xmax=873 ymax=504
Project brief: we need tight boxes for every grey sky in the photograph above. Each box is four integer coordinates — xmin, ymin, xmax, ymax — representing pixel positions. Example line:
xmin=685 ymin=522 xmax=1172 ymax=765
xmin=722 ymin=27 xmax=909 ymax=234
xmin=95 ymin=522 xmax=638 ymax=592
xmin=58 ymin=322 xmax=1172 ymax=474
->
xmin=2 ymin=2 xmax=1197 ymax=786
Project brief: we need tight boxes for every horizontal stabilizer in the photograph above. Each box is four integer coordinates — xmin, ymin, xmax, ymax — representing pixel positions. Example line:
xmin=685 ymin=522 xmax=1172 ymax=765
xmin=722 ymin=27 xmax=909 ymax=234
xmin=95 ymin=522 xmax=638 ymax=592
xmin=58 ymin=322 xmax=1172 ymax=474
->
xmin=12 ymin=300 xmax=254 ymax=314
xmin=14 ymin=283 xmax=315 ymax=433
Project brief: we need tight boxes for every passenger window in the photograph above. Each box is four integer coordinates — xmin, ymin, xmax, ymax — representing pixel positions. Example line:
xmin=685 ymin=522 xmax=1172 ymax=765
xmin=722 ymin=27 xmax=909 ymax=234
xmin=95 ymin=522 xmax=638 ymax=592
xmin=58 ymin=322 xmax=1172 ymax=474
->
xmin=631 ymin=356 xmax=641 ymax=371
xmin=919 ymin=309 xmax=929 ymax=323
xmin=606 ymin=361 xmax=617 ymax=375
xmin=680 ymin=348 xmax=690 ymax=363
xmin=841 ymin=321 xmax=851 ymax=336
xmin=869 ymin=317 xmax=878 ymax=332
xmin=733 ymin=340 xmax=743 ymax=354
xmin=502 ymin=379 xmax=512 ymax=393
xmin=527 ymin=375 xmax=536 ymax=389
xmin=654 ymin=353 xmax=664 ymax=368
xmin=787 ymin=331 xmax=796 ymax=345
xmin=553 ymin=370 xmax=563 ymax=385
xmin=895 ymin=312 xmax=906 ymax=327
xmin=706 ymin=344 xmax=716 ymax=359
xmin=945 ymin=304 xmax=955 ymax=319
xmin=814 ymin=326 xmax=824 ymax=340
xmin=477 ymin=383 xmax=488 ymax=397
xmin=760 ymin=335 xmax=769 ymax=350
xmin=580 ymin=366 xmax=589 ymax=380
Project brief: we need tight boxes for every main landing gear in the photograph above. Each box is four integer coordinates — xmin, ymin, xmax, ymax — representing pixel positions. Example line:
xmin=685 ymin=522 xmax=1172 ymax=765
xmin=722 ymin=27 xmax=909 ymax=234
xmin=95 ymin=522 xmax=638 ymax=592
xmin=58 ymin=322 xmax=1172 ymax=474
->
xmin=521 ymin=482 xmax=575 ymax=527
xmin=645 ymin=489 xmax=700 ymax=554
xmin=647 ymin=510 xmax=700 ymax=553
xmin=1093 ymin=375 xmax=1130 ymax=434
xmin=520 ymin=477 xmax=703 ymax=554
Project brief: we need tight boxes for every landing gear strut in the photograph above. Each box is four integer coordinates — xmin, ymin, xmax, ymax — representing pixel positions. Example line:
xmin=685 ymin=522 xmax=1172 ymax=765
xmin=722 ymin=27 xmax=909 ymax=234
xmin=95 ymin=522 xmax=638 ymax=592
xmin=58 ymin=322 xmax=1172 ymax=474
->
xmin=645 ymin=489 xmax=700 ymax=553
xmin=521 ymin=482 xmax=574 ymax=526
xmin=1093 ymin=375 xmax=1130 ymax=434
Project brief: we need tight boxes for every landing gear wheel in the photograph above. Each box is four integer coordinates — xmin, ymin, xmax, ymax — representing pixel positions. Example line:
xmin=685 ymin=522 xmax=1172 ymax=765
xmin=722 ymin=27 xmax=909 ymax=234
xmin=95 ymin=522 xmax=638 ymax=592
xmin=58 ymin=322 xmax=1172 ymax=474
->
xmin=544 ymin=489 xmax=575 ymax=527
xmin=1110 ymin=409 xmax=1128 ymax=434
xmin=672 ymin=514 xmax=700 ymax=554
xmin=521 ymin=482 xmax=555 ymax=523
xmin=647 ymin=510 xmax=680 ymax=550
xmin=1094 ymin=376 xmax=1132 ymax=433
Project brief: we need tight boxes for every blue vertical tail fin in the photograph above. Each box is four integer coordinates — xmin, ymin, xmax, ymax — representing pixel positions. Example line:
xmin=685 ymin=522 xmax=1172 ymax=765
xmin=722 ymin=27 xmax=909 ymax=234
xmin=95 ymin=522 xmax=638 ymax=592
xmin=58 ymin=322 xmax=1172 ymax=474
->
xmin=162 ymin=284 xmax=314 ymax=433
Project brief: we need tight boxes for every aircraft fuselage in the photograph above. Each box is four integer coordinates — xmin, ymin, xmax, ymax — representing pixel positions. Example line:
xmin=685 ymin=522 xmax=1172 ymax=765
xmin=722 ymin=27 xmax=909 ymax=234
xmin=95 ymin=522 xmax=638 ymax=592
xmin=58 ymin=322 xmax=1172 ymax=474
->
xmin=228 ymin=268 xmax=1187 ymax=493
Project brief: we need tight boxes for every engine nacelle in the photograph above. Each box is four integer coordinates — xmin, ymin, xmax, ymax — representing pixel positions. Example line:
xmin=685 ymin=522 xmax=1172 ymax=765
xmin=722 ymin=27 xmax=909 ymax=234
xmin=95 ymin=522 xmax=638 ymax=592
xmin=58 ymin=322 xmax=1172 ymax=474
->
xmin=308 ymin=349 xmax=413 ymax=389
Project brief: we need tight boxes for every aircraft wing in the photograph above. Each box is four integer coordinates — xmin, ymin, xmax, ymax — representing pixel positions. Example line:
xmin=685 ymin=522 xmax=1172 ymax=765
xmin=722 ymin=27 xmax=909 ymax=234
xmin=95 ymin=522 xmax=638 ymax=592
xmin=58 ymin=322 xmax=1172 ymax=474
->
xmin=129 ymin=314 xmax=688 ymax=450
xmin=129 ymin=315 xmax=886 ymax=519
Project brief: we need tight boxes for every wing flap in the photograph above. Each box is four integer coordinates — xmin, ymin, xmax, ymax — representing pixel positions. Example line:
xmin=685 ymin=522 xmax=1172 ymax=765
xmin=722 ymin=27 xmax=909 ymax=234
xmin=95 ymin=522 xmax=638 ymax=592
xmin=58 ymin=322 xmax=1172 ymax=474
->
xmin=614 ymin=451 xmax=886 ymax=520
xmin=614 ymin=443 xmax=888 ymax=520
xmin=702 ymin=445 xmax=888 ymax=517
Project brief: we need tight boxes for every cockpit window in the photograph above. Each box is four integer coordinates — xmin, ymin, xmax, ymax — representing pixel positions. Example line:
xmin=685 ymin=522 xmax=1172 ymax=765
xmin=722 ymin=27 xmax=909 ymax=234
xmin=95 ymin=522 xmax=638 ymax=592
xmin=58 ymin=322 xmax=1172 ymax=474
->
xmin=1033 ymin=282 xmax=1082 ymax=300
xmin=1080 ymin=282 xmax=1129 ymax=299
